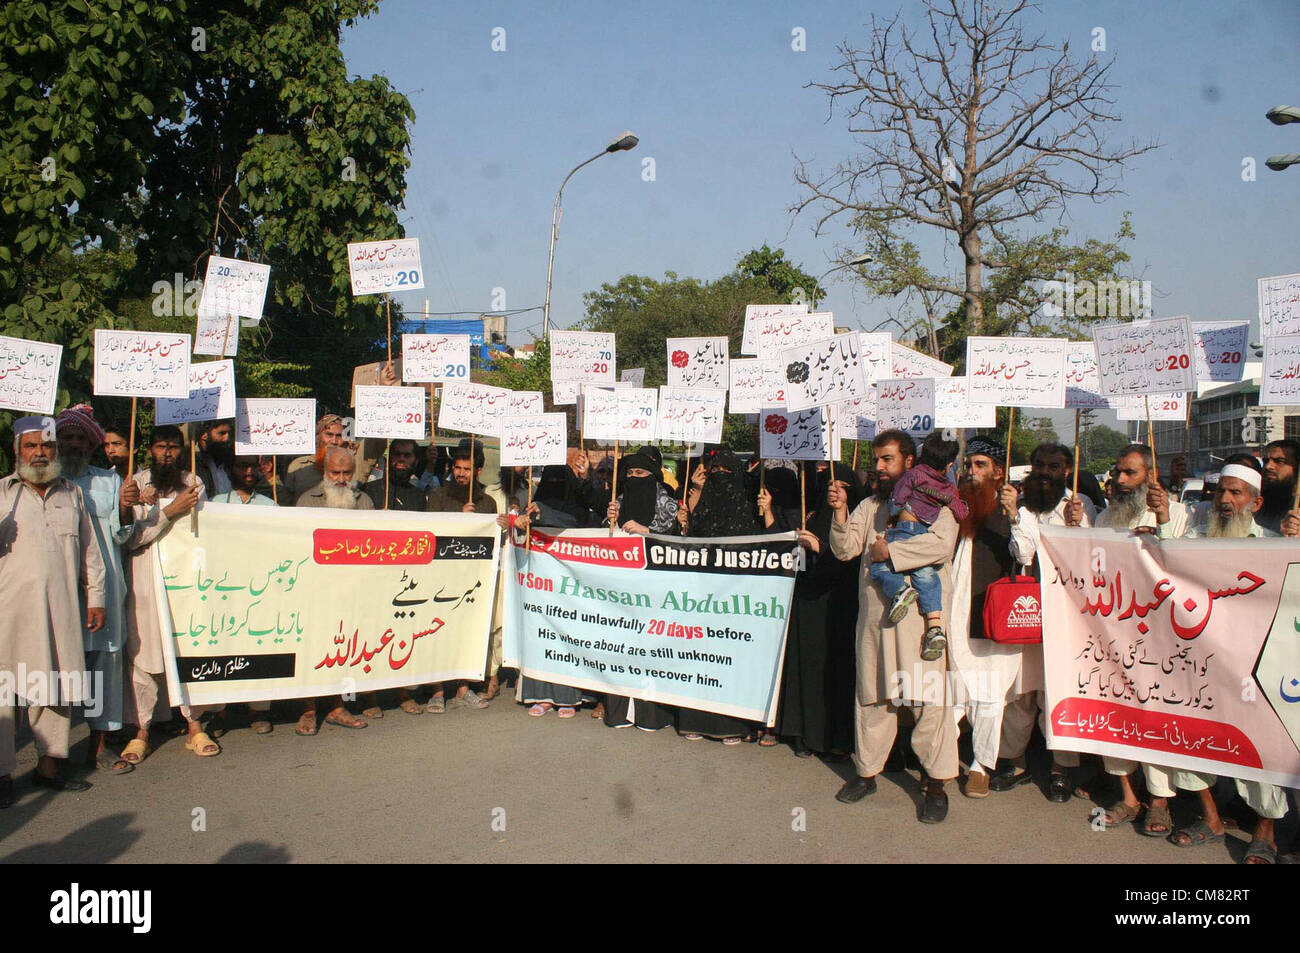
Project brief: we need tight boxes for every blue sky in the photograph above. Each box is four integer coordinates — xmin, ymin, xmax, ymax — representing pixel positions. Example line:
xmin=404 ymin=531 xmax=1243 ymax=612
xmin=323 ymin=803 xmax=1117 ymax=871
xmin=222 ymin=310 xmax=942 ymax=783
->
xmin=341 ymin=0 xmax=1299 ymax=364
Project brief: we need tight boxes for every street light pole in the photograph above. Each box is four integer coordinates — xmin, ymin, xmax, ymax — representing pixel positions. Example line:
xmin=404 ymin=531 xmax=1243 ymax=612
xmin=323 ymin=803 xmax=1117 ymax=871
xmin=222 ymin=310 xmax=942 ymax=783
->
xmin=542 ymin=131 xmax=638 ymax=338
xmin=1265 ymin=105 xmax=1300 ymax=171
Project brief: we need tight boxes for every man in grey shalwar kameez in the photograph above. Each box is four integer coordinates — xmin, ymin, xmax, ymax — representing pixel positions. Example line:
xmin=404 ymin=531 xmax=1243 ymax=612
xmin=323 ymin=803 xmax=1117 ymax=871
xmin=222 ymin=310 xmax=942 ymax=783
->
xmin=56 ymin=404 xmax=135 ymax=774
xmin=0 ymin=416 xmax=106 ymax=805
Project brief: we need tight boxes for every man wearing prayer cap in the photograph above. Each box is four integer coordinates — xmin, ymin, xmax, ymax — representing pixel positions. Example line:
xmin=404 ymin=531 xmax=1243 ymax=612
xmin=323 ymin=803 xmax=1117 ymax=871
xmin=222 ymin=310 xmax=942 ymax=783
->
xmin=284 ymin=413 xmax=347 ymax=503
xmin=1146 ymin=453 xmax=1285 ymax=860
xmin=942 ymin=434 xmax=1028 ymax=800
xmin=56 ymin=404 xmax=137 ymax=774
xmin=0 ymin=415 xmax=107 ymax=804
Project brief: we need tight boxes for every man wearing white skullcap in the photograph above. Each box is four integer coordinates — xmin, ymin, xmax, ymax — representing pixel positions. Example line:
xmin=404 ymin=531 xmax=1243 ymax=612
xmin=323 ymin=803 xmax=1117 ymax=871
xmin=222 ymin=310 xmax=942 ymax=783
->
xmin=0 ymin=416 xmax=107 ymax=805
xmin=1155 ymin=453 xmax=1286 ymax=862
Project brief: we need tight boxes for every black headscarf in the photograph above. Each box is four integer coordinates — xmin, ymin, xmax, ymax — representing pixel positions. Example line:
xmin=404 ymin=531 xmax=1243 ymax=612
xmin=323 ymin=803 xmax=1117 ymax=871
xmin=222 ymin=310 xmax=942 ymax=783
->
xmin=618 ymin=452 xmax=659 ymax=526
xmin=763 ymin=466 xmax=802 ymax=533
xmin=536 ymin=464 xmax=589 ymax=524
xmin=689 ymin=450 xmax=760 ymax=537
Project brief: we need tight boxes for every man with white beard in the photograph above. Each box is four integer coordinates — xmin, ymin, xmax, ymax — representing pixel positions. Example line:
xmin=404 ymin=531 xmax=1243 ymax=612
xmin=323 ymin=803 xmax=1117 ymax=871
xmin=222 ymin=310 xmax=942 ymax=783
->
xmin=1153 ymin=455 xmax=1287 ymax=861
xmin=55 ymin=405 xmax=136 ymax=774
xmin=991 ymin=443 xmax=1093 ymax=802
xmin=293 ymin=445 xmax=370 ymax=734
xmin=0 ymin=416 xmax=106 ymax=803
xmin=1092 ymin=443 xmax=1188 ymax=834
xmin=294 ymin=446 xmax=375 ymax=511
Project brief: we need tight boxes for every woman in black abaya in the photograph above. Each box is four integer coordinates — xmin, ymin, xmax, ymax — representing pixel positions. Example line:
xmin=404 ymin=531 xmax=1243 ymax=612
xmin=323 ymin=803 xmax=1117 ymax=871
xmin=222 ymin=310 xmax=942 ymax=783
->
xmin=758 ymin=461 xmax=861 ymax=757
xmin=676 ymin=449 xmax=764 ymax=744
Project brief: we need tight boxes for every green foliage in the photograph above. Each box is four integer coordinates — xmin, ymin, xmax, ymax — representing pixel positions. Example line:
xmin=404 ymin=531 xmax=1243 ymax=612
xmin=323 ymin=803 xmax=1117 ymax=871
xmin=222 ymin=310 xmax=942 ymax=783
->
xmin=488 ymin=249 xmax=822 ymax=452
xmin=0 ymin=0 xmax=413 ymax=443
xmin=1079 ymin=424 xmax=1132 ymax=476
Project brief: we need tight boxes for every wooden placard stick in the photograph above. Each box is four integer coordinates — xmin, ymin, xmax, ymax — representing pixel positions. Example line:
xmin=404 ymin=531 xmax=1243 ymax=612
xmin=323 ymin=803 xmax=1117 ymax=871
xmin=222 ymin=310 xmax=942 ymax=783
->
xmin=1005 ymin=406 xmax=1015 ymax=476
xmin=609 ymin=439 xmax=620 ymax=535
xmin=526 ymin=465 xmax=534 ymax=551
xmin=1072 ymin=409 xmax=1081 ymax=499
xmin=190 ymin=435 xmax=199 ymax=534
xmin=799 ymin=461 xmax=807 ymax=531
xmin=127 ymin=398 xmax=137 ymax=478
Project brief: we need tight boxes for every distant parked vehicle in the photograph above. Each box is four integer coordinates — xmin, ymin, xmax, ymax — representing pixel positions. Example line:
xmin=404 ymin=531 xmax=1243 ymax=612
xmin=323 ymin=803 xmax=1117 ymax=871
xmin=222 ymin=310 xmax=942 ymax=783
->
xmin=1179 ymin=478 xmax=1204 ymax=503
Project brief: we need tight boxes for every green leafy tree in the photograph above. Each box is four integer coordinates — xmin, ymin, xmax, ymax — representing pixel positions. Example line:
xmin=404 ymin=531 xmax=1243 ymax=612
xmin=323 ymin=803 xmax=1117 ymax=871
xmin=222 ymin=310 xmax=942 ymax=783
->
xmin=1 ymin=0 xmax=414 ymax=442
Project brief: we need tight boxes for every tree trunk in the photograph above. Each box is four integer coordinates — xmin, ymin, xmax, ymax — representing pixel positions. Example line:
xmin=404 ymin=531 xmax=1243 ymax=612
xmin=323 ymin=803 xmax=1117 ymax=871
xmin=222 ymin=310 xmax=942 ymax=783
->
xmin=963 ymin=229 xmax=983 ymax=335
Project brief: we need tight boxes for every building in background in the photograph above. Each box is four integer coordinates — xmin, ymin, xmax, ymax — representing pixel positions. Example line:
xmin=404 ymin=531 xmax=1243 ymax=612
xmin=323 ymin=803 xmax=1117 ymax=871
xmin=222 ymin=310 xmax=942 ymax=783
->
xmin=1124 ymin=362 xmax=1300 ymax=475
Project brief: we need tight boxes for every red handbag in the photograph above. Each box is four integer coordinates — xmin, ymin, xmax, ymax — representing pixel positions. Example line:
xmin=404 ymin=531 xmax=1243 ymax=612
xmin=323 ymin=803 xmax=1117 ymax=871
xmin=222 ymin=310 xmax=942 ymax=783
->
xmin=981 ymin=574 xmax=1043 ymax=644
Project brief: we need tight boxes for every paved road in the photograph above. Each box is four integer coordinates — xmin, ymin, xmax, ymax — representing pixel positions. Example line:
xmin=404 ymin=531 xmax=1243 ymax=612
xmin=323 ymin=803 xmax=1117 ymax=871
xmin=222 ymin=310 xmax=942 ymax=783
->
xmin=0 ymin=694 xmax=1273 ymax=863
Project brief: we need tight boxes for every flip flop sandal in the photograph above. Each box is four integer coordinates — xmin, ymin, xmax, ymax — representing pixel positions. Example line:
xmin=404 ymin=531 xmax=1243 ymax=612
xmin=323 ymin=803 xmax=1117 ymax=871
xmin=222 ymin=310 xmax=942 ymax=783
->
xmin=362 ymin=706 xmax=384 ymax=719
xmin=557 ymin=707 xmax=576 ymax=718
xmin=1169 ymin=818 xmax=1224 ymax=847
xmin=185 ymin=731 xmax=221 ymax=757
xmin=120 ymin=739 xmax=151 ymax=765
xmin=399 ymin=698 xmax=424 ymax=715
xmin=1140 ymin=804 xmax=1174 ymax=837
xmin=1097 ymin=801 xmax=1140 ymax=830
xmin=1243 ymin=840 xmax=1277 ymax=864
xmin=324 ymin=711 xmax=367 ymax=729
xmin=426 ymin=697 xmax=446 ymax=714
xmin=295 ymin=712 xmax=319 ymax=736
xmin=528 ymin=704 xmax=552 ymax=717
xmin=92 ymin=750 xmax=135 ymax=774
xmin=758 ymin=733 xmax=778 ymax=747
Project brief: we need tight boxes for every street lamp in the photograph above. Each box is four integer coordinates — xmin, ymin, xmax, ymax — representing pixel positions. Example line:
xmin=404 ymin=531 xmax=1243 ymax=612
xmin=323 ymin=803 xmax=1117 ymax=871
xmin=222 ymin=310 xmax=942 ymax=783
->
xmin=1265 ymin=105 xmax=1300 ymax=171
xmin=541 ymin=131 xmax=639 ymax=337
xmin=799 ymin=252 xmax=874 ymax=310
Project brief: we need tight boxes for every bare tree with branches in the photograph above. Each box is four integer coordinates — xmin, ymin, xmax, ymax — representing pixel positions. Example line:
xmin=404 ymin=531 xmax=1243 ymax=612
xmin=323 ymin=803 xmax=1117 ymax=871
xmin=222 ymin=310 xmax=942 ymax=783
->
xmin=793 ymin=0 xmax=1158 ymax=341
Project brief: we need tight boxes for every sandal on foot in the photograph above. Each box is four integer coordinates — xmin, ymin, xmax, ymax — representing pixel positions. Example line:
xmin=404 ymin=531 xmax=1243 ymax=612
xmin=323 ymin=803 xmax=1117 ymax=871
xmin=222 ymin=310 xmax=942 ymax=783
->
xmin=399 ymin=698 xmax=424 ymax=715
xmin=1141 ymin=803 xmax=1174 ymax=837
xmin=324 ymin=709 xmax=367 ymax=729
xmin=426 ymin=697 xmax=446 ymax=714
xmin=528 ymin=703 xmax=552 ymax=717
xmin=682 ymin=732 xmax=704 ymax=741
xmin=557 ymin=707 xmax=576 ymax=719
xmin=1096 ymin=801 xmax=1140 ymax=829
xmin=1169 ymin=818 xmax=1224 ymax=847
xmin=90 ymin=750 xmax=134 ymax=774
xmin=758 ymin=732 xmax=778 ymax=747
xmin=722 ymin=736 xmax=743 ymax=745
xmin=362 ymin=706 xmax=384 ymax=719
xmin=121 ymin=739 xmax=151 ymax=765
xmin=591 ymin=702 xmax=605 ymax=719
xmin=249 ymin=717 xmax=273 ymax=734
xmin=185 ymin=731 xmax=221 ymax=757
xmin=295 ymin=711 xmax=319 ymax=736
xmin=1244 ymin=840 xmax=1277 ymax=864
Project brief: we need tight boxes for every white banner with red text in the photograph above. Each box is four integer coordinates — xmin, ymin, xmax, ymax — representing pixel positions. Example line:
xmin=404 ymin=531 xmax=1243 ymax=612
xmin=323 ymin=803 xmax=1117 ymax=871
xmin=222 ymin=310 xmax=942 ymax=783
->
xmin=1039 ymin=527 xmax=1300 ymax=787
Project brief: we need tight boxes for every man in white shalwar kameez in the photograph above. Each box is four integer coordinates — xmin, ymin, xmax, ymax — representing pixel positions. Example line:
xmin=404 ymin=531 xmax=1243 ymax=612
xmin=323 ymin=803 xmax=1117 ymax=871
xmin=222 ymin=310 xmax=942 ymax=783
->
xmin=1153 ymin=457 xmax=1288 ymax=861
xmin=943 ymin=436 xmax=1023 ymax=798
xmin=994 ymin=443 xmax=1094 ymax=802
xmin=1091 ymin=444 xmax=1188 ymax=834
xmin=0 ymin=416 xmax=106 ymax=804
xmin=121 ymin=425 xmax=212 ymax=765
